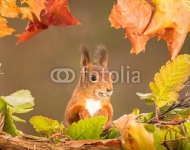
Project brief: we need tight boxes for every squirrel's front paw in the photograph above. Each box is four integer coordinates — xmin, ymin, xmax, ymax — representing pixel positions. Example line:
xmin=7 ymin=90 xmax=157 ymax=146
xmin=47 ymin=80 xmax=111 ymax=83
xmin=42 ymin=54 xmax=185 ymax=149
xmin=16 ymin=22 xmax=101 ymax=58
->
xmin=98 ymin=109 xmax=109 ymax=118
xmin=79 ymin=108 xmax=91 ymax=119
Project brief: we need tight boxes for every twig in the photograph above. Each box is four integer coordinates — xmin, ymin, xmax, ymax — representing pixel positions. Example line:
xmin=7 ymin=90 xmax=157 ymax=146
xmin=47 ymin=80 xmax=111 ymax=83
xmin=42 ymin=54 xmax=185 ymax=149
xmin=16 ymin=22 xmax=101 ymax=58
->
xmin=162 ymin=137 xmax=187 ymax=144
xmin=159 ymin=120 xmax=186 ymax=125
xmin=146 ymin=91 xmax=190 ymax=124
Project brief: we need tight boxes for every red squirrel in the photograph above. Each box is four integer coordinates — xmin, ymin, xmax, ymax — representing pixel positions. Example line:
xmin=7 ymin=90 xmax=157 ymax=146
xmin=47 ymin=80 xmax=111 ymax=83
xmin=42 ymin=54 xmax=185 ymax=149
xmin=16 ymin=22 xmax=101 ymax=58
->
xmin=65 ymin=44 xmax=114 ymax=130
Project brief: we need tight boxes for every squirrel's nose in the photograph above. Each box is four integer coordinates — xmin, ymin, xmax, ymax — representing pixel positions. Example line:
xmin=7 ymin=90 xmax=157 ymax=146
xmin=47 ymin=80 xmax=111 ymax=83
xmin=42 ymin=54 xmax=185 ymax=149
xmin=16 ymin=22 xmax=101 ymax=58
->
xmin=106 ymin=88 xmax=113 ymax=92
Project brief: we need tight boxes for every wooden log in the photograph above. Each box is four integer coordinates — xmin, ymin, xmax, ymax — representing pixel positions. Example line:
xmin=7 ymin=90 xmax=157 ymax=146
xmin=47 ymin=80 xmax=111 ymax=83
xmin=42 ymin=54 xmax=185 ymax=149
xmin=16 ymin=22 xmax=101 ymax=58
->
xmin=0 ymin=131 xmax=123 ymax=150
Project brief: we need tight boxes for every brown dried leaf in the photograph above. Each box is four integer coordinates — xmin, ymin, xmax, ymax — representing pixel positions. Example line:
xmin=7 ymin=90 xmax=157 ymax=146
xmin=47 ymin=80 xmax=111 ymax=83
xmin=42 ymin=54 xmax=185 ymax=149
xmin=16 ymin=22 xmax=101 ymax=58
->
xmin=66 ymin=139 xmax=121 ymax=148
xmin=113 ymin=114 xmax=156 ymax=150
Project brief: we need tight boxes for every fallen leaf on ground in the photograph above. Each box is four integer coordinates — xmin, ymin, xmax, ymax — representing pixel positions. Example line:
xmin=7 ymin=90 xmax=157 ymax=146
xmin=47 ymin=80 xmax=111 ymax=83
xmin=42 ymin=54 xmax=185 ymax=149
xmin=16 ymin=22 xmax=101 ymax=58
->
xmin=66 ymin=139 xmax=121 ymax=148
xmin=113 ymin=114 xmax=156 ymax=150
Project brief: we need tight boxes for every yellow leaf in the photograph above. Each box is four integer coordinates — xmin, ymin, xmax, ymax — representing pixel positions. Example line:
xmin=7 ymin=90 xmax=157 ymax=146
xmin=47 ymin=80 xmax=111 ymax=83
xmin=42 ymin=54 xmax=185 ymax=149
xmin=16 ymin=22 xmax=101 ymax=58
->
xmin=20 ymin=7 xmax=33 ymax=20
xmin=0 ymin=17 xmax=15 ymax=38
xmin=0 ymin=0 xmax=20 ymax=18
xmin=20 ymin=0 xmax=45 ymax=21
xmin=113 ymin=114 xmax=156 ymax=150
xmin=150 ymin=54 xmax=190 ymax=107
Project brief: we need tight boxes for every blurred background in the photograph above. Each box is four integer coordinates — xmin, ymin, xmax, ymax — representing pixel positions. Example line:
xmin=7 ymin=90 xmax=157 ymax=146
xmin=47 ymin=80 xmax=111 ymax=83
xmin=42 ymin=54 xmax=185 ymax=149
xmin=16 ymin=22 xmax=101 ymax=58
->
xmin=0 ymin=0 xmax=190 ymax=135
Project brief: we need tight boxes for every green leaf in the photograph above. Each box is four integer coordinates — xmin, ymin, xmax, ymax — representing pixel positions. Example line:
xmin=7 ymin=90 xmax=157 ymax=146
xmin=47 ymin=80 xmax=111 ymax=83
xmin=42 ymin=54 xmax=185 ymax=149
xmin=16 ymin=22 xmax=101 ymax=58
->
xmin=173 ymin=108 xmax=190 ymax=119
xmin=149 ymin=54 xmax=190 ymax=107
xmin=11 ymin=107 xmax=34 ymax=114
xmin=153 ymin=127 xmax=167 ymax=150
xmin=144 ymin=124 xmax=155 ymax=133
xmin=131 ymin=108 xmax=140 ymax=115
xmin=180 ymin=140 xmax=190 ymax=150
xmin=140 ymin=112 xmax=155 ymax=121
xmin=0 ymin=97 xmax=6 ymax=111
xmin=3 ymin=108 xmax=19 ymax=136
xmin=136 ymin=92 xmax=154 ymax=100
xmin=136 ymin=92 xmax=155 ymax=105
xmin=30 ymin=116 xmax=65 ymax=137
xmin=165 ymin=126 xmax=185 ymax=150
xmin=101 ymin=126 xmax=121 ymax=139
xmin=144 ymin=99 xmax=155 ymax=105
xmin=0 ymin=97 xmax=7 ymax=114
xmin=184 ymin=122 xmax=190 ymax=136
xmin=0 ymin=90 xmax=34 ymax=136
xmin=67 ymin=116 xmax=107 ymax=140
xmin=12 ymin=115 xmax=26 ymax=123
xmin=2 ymin=90 xmax=34 ymax=113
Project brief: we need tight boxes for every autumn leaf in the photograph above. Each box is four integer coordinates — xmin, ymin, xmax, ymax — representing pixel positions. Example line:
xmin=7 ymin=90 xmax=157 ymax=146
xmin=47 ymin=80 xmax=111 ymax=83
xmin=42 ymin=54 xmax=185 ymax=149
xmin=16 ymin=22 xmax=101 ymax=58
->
xmin=109 ymin=0 xmax=190 ymax=59
xmin=0 ymin=17 xmax=15 ymax=38
xmin=109 ymin=0 xmax=153 ymax=54
xmin=43 ymin=0 xmax=81 ymax=26
xmin=30 ymin=116 xmax=65 ymax=137
xmin=0 ymin=0 xmax=20 ymax=18
xmin=17 ymin=0 xmax=80 ymax=44
xmin=20 ymin=0 xmax=45 ymax=21
xmin=113 ymin=114 xmax=156 ymax=150
xmin=144 ymin=0 xmax=190 ymax=59
xmin=16 ymin=18 xmax=48 ymax=44
xmin=149 ymin=54 xmax=190 ymax=107
xmin=66 ymin=139 xmax=121 ymax=148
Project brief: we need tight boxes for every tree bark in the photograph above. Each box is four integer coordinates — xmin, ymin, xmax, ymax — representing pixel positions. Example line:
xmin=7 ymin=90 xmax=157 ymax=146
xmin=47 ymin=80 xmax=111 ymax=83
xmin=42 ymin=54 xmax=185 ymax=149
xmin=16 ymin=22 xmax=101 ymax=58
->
xmin=0 ymin=131 xmax=123 ymax=150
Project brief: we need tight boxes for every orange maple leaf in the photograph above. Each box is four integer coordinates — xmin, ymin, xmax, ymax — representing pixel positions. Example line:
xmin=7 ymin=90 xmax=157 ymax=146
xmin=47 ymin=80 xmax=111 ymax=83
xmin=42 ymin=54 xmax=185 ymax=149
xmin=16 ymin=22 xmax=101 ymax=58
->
xmin=0 ymin=17 xmax=15 ymax=38
xmin=109 ymin=0 xmax=153 ymax=54
xmin=43 ymin=0 xmax=81 ymax=26
xmin=109 ymin=0 xmax=190 ymax=59
xmin=17 ymin=0 xmax=80 ymax=44
xmin=144 ymin=0 xmax=190 ymax=60
xmin=16 ymin=17 xmax=48 ymax=44
xmin=20 ymin=0 xmax=45 ymax=21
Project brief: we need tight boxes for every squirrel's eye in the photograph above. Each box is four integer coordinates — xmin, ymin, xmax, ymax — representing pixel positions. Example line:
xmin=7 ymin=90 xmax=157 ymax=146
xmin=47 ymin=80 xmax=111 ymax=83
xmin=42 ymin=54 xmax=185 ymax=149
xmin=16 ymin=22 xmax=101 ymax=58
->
xmin=91 ymin=74 xmax=97 ymax=81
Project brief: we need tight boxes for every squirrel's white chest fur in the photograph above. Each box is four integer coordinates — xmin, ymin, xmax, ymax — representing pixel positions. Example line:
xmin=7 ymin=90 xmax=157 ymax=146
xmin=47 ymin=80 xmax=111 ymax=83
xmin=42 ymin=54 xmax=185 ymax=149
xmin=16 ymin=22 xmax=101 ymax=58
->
xmin=85 ymin=98 xmax=101 ymax=117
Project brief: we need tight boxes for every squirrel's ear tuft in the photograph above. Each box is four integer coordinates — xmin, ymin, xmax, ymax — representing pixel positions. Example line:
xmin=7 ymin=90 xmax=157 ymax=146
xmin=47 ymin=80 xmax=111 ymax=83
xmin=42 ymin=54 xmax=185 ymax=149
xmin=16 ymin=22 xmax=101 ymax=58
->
xmin=95 ymin=45 xmax=108 ymax=68
xmin=80 ymin=44 xmax=91 ymax=67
